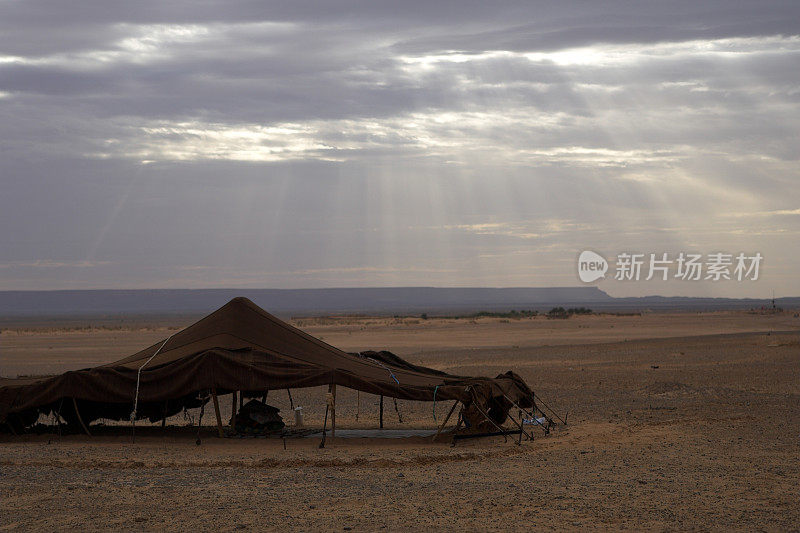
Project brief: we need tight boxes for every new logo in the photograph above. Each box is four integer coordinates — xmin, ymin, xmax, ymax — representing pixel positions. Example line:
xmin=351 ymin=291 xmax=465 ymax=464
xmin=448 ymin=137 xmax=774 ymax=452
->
xmin=578 ymin=250 xmax=608 ymax=283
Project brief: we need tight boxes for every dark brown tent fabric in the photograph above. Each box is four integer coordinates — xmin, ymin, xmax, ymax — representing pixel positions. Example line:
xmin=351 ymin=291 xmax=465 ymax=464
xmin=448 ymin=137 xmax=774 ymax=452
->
xmin=353 ymin=350 xmax=450 ymax=377
xmin=0 ymin=297 xmax=533 ymax=427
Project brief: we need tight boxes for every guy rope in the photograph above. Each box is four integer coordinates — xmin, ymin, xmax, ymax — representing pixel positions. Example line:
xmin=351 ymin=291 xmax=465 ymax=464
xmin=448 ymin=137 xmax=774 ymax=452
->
xmin=130 ymin=333 xmax=175 ymax=442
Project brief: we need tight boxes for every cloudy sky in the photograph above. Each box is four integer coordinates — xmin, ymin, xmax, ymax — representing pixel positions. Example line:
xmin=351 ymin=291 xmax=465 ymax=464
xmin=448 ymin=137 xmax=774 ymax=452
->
xmin=1 ymin=1 xmax=798 ymax=297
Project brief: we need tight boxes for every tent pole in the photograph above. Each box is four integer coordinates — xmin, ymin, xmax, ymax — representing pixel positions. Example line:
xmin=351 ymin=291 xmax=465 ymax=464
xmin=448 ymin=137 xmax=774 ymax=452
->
xmin=72 ymin=397 xmax=91 ymax=437
xmin=468 ymin=391 xmax=508 ymax=442
xmin=261 ymin=389 xmax=268 ymax=403
xmin=196 ymin=397 xmax=205 ymax=446
xmin=450 ymin=410 xmax=464 ymax=447
xmin=287 ymin=389 xmax=294 ymax=410
xmin=161 ymin=401 xmax=168 ymax=429
xmin=432 ymin=401 xmax=459 ymax=442
xmin=230 ymin=391 xmax=238 ymax=431
xmin=502 ymin=394 xmax=536 ymax=421
xmin=329 ymin=384 xmax=336 ymax=438
xmin=502 ymin=394 xmax=541 ymax=437
xmin=356 ymin=391 xmax=360 ymax=421
xmin=503 ymin=409 xmax=532 ymax=444
xmin=56 ymin=398 xmax=64 ymax=438
xmin=532 ymin=392 xmax=566 ymax=425
xmin=379 ymin=395 xmax=384 ymax=429
xmin=393 ymin=397 xmax=403 ymax=423
xmin=319 ymin=404 xmax=329 ymax=449
xmin=239 ymin=390 xmax=244 ymax=410
xmin=211 ymin=388 xmax=224 ymax=438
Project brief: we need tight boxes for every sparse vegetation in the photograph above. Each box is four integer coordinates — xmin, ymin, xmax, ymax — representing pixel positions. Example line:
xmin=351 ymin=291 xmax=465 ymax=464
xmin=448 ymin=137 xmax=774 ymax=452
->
xmin=453 ymin=310 xmax=539 ymax=319
xmin=547 ymin=307 xmax=593 ymax=319
xmin=547 ymin=307 xmax=569 ymax=319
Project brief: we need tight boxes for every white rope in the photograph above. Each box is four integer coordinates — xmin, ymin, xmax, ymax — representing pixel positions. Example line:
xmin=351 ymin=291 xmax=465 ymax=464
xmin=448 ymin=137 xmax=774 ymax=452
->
xmin=359 ymin=352 xmax=400 ymax=385
xmin=130 ymin=333 xmax=175 ymax=421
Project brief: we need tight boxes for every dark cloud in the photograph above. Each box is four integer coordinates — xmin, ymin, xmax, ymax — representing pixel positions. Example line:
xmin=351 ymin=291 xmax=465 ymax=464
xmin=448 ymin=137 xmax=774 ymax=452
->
xmin=0 ymin=1 xmax=798 ymax=295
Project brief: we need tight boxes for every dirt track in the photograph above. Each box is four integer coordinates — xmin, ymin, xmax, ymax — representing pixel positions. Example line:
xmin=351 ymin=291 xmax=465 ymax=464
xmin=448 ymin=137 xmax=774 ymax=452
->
xmin=1 ymin=312 xmax=799 ymax=531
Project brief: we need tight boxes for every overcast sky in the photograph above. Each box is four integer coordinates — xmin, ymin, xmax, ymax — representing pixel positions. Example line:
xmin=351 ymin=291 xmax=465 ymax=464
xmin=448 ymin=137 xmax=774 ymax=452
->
xmin=1 ymin=1 xmax=798 ymax=297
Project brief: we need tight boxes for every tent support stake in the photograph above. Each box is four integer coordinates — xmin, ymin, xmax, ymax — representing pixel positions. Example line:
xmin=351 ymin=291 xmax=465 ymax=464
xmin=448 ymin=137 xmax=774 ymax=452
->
xmin=72 ymin=397 xmax=91 ymax=436
xmin=433 ymin=401 xmax=459 ymax=442
xmin=211 ymin=388 xmax=224 ymax=438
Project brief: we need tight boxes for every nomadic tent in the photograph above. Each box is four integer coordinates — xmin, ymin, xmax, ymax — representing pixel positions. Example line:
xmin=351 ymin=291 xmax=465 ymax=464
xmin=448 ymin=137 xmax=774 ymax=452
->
xmin=0 ymin=297 xmax=541 ymax=437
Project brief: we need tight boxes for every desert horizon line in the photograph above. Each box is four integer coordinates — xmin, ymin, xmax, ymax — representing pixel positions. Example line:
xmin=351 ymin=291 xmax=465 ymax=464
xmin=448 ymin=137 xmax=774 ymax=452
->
xmin=0 ymin=286 xmax=796 ymax=300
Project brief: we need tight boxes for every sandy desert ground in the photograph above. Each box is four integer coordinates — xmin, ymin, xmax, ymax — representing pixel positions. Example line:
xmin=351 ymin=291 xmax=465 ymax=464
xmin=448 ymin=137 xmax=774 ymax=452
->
xmin=1 ymin=311 xmax=799 ymax=531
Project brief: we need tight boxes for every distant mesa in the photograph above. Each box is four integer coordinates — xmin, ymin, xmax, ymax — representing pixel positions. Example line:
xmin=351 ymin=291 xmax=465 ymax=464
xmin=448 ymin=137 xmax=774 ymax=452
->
xmin=0 ymin=287 xmax=609 ymax=317
xmin=0 ymin=287 xmax=796 ymax=317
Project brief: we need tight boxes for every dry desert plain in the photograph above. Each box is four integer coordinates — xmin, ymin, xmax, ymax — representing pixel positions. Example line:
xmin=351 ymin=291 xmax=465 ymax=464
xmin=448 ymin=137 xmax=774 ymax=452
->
xmin=1 ymin=311 xmax=799 ymax=531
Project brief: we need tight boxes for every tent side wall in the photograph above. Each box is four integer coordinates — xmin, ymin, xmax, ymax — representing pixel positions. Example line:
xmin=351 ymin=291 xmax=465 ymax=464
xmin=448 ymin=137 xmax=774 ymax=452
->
xmin=1 ymin=348 xmax=528 ymax=426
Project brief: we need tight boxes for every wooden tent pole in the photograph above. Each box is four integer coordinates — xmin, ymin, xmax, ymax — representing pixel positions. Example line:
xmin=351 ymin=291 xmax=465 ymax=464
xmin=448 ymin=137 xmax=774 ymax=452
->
xmin=56 ymin=398 xmax=64 ymax=438
xmin=330 ymin=384 xmax=336 ymax=438
xmin=211 ymin=388 xmax=224 ymax=438
xmin=450 ymin=411 xmax=465 ymax=447
xmin=532 ymin=392 xmax=567 ymax=425
xmin=379 ymin=395 xmax=384 ymax=429
xmin=432 ymin=401 xmax=459 ymax=441
xmin=503 ymin=409 xmax=532 ymax=444
xmin=502 ymin=394 xmax=536 ymax=421
xmin=393 ymin=397 xmax=403 ymax=423
xmin=72 ymin=397 xmax=91 ymax=436
xmin=195 ymin=399 xmax=205 ymax=446
xmin=230 ymin=391 xmax=237 ymax=430
xmin=239 ymin=390 xmax=244 ymax=410
xmin=161 ymin=401 xmax=168 ymax=429
xmin=287 ymin=389 xmax=294 ymax=410
xmin=501 ymin=394 xmax=546 ymax=437
xmin=468 ymin=391 xmax=508 ymax=442
xmin=319 ymin=404 xmax=329 ymax=449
